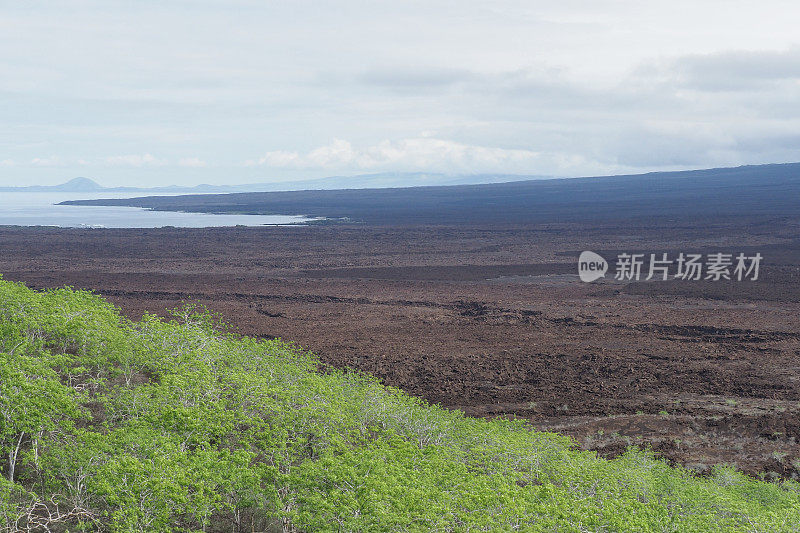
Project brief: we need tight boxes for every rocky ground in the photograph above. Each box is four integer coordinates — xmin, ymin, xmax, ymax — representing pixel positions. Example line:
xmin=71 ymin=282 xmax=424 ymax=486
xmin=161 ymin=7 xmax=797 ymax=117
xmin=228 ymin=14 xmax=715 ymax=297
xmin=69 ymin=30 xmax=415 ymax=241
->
xmin=2 ymin=216 xmax=799 ymax=478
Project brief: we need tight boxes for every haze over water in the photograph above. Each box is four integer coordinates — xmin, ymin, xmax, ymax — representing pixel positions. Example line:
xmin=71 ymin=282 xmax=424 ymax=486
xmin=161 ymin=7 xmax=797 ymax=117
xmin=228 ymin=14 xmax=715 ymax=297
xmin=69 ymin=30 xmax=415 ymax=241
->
xmin=0 ymin=192 xmax=310 ymax=228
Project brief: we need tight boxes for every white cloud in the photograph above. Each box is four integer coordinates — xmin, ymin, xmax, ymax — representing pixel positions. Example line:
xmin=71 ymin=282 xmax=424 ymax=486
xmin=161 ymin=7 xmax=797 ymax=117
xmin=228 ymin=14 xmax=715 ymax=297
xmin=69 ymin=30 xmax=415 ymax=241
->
xmin=178 ymin=157 xmax=208 ymax=168
xmin=246 ymin=150 xmax=300 ymax=168
xmin=30 ymin=157 xmax=64 ymax=167
xmin=13 ymin=154 xmax=202 ymax=170
xmin=103 ymin=153 xmax=167 ymax=167
xmin=306 ymin=139 xmax=357 ymax=167
xmin=249 ymin=137 xmax=593 ymax=175
xmin=4 ymin=2 xmax=800 ymax=186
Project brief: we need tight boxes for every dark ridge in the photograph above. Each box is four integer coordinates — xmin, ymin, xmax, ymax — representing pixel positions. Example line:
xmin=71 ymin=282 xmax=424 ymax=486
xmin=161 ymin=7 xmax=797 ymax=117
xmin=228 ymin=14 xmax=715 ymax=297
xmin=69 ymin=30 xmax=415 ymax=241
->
xmin=60 ymin=162 xmax=800 ymax=225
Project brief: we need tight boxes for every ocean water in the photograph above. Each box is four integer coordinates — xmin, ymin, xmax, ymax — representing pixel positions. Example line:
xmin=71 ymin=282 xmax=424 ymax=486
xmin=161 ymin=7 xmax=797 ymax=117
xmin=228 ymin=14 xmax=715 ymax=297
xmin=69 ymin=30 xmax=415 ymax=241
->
xmin=0 ymin=192 xmax=311 ymax=228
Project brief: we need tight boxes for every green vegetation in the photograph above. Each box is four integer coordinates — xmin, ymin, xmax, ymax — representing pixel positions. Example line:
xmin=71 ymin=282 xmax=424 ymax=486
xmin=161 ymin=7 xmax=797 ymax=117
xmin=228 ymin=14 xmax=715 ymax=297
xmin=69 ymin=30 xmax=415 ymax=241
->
xmin=1 ymin=278 xmax=798 ymax=532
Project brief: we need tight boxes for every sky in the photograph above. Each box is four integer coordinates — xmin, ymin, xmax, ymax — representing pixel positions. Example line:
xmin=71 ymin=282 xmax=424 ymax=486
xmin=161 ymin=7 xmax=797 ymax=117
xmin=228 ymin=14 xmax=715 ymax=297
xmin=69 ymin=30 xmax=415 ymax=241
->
xmin=2 ymin=0 xmax=800 ymax=187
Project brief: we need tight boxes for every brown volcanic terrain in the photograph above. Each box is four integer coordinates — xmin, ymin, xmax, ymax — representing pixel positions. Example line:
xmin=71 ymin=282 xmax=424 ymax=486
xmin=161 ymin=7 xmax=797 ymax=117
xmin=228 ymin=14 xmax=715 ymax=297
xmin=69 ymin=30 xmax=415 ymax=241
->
xmin=2 ymin=213 xmax=800 ymax=479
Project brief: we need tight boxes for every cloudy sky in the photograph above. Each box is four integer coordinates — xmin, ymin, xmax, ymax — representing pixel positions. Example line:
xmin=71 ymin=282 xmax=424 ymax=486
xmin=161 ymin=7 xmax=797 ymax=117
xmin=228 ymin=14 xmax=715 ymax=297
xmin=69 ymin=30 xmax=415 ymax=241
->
xmin=2 ymin=0 xmax=800 ymax=187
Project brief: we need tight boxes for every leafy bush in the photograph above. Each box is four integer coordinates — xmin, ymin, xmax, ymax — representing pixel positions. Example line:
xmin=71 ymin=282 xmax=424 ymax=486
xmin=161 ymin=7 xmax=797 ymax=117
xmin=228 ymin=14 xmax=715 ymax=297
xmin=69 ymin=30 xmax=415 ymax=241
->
xmin=0 ymin=277 xmax=798 ymax=532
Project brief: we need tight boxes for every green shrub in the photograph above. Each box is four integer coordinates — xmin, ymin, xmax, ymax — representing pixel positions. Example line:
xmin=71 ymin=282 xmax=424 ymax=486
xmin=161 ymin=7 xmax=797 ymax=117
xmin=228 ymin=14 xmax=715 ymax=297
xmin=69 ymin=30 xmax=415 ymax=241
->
xmin=0 ymin=277 xmax=798 ymax=532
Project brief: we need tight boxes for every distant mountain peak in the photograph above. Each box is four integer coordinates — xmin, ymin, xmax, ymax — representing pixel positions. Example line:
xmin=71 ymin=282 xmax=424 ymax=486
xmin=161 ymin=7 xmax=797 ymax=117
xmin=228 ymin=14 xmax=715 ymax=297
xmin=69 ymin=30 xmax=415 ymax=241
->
xmin=57 ymin=177 xmax=103 ymax=191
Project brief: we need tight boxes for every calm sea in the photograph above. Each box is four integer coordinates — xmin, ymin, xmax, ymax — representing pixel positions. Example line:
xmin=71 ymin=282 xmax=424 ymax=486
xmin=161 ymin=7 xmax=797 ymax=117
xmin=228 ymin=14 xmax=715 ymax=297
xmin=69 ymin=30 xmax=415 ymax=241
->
xmin=0 ymin=192 xmax=311 ymax=228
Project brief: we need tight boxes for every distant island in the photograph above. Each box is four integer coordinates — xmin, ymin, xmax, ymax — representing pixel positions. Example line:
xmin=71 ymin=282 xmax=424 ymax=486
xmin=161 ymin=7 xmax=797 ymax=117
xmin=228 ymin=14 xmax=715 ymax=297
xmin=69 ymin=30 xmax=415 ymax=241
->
xmin=0 ymin=177 xmax=108 ymax=193
xmin=0 ymin=176 xmax=258 ymax=193
xmin=0 ymin=172 xmax=551 ymax=194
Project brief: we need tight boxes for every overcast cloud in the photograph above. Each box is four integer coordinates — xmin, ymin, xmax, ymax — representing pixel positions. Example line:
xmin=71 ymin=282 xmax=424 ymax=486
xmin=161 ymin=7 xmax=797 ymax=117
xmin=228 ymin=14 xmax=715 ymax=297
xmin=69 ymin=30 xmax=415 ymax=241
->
xmin=1 ymin=0 xmax=800 ymax=187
